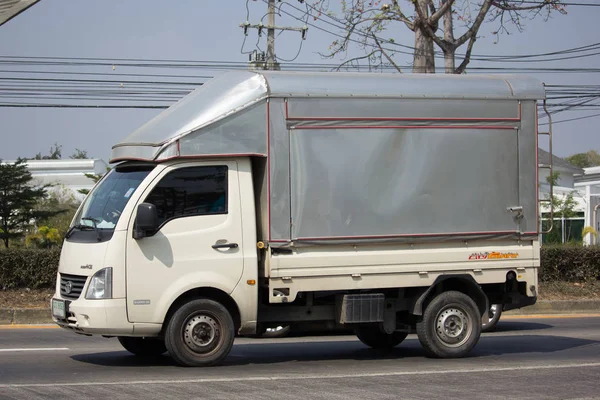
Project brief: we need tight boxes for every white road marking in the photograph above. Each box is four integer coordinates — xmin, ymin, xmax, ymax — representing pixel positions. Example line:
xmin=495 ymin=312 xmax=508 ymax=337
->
xmin=1 ymin=362 xmax=600 ymax=388
xmin=0 ymin=348 xmax=69 ymax=352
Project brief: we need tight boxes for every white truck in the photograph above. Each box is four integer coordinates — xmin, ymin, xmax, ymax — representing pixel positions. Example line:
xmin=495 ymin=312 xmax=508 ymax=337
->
xmin=52 ymin=70 xmax=550 ymax=367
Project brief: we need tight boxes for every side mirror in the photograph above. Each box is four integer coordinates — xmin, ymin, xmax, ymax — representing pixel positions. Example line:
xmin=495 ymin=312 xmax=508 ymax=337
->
xmin=133 ymin=203 xmax=158 ymax=239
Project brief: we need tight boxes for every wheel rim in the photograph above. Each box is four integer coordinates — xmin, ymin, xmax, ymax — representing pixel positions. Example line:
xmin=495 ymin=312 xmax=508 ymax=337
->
xmin=183 ymin=314 xmax=220 ymax=353
xmin=488 ymin=304 xmax=498 ymax=323
xmin=435 ymin=305 xmax=473 ymax=348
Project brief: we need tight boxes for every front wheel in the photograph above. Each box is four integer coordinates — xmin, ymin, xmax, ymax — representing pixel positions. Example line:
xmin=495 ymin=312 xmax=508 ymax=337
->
xmin=355 ymin=325 xmax=408 ymax=349
xmin=165 ymin=298 xmax=235 ymax=367
xmin=117 ymin=336 xmax=167 ymax=357
xmin=416 ymin=291 xmax=481 ymax=358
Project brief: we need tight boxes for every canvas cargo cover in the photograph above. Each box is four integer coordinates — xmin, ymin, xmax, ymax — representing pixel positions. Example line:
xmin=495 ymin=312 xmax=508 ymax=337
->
xmin=110 ymin=71 xmax=545 ymax=244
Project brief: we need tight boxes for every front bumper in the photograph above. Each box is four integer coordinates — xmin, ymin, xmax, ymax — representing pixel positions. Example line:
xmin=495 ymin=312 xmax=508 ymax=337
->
xmin=52 ymin=297 xmax=134 ymax=336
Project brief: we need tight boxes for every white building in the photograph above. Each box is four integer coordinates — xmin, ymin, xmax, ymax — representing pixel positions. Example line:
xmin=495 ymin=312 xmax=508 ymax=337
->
xmin=3 ymin=159 xmax=108 ymax=201
xmin=574 ymin=166 xmax=600 ymax=245
xmin=537 ymin=149 xmax=600 ymax=245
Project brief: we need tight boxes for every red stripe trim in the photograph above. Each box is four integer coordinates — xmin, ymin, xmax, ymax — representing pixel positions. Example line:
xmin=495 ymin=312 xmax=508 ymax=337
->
xmin=109 ymin=153 xmax=266 ymax=164
xmin=287 ymin=103 xmax=522 ymax=123
xmin=289 ymin=116 xmax=520 ymax=122
xmin=296 ymin=231 xmax=520 ymax=241
xmin=293 ymin=125 xmax=516 ymax=130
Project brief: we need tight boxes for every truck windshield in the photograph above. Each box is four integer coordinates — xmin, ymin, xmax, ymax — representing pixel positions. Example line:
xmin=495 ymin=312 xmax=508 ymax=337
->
xmin=70 ymin=166 xmax=154 ymax=233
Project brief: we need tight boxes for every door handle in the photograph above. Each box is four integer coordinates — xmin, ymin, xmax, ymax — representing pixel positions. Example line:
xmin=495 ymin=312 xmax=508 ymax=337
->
xmin=212 ymin=242 xmax=239 ymax=249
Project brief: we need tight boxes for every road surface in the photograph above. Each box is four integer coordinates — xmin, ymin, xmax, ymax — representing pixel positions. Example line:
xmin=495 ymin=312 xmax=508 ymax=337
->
xmin=1 ymin=315 xmax=599 ymax=399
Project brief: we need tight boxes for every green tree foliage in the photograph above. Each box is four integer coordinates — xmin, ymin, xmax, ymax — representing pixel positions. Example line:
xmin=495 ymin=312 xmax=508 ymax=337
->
xmin=78 ymin=169 xmax=109 ymax=196
xmin=0 ymin=159 xmax=55 ymax=248
xmin=542 ymin=171 xmax=579 ymax=244
xmin=32 ymin=142 xmax=62 ymax=160
xmin=566 ymin=150 xmax=600 ymax=169
xmin=25 ymin=226 xmax=62 ymax=249
xmin=34 ymin=185 xmax=81 ymax=240
xmin=70 ymin=148 xmax=89 ymax=159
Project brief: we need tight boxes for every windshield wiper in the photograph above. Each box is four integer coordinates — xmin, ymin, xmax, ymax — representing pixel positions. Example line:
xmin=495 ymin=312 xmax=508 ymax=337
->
xmin=81 ymin=217 xmax=102 ymax=242
xmin=65 ymin=223 xmax=95 ymax=239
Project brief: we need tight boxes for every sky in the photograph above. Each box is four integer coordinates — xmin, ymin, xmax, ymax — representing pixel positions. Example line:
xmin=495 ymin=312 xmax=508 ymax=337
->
xmin=0 ymin=0 xmax=598 ymax=163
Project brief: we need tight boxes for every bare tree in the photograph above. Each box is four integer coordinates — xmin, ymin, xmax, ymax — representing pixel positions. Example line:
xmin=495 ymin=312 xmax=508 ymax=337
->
xmin=312 ymin=0 xmax=566 ymax=73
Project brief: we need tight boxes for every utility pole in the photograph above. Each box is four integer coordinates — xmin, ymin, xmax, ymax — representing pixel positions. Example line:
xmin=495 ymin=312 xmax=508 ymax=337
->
xmin=266 ymin=0 xmax=276 ymax=70
xmin=241 ymin=0 xmax=308 ymax=71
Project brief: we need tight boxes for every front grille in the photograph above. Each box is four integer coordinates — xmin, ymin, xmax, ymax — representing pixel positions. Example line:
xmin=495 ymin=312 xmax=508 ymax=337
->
xmin=60 ymin=273 xmax=87 ymax=299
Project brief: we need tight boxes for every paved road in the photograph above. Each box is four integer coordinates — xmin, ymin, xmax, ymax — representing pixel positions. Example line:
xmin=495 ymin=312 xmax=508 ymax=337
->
xmin=0 ymin=316 xmax=600 ymax=399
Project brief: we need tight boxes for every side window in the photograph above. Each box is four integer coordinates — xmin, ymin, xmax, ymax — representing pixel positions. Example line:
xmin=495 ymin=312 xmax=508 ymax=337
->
xmin=144 ymin=166 xmax=228 ymax=226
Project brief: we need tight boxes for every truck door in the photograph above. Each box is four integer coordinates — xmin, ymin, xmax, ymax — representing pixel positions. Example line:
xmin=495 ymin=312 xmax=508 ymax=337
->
xmin=126 ymin=161 xmax=244 ymax=323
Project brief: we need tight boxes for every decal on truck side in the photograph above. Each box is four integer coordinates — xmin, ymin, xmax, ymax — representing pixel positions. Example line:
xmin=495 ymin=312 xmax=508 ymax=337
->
xmin=469 ymin=252 xmax=519 ymax=260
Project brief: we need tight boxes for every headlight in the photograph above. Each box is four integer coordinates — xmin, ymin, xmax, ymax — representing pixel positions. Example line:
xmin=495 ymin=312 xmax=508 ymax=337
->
xmin=85 ymin=267 xmax=113 ymax=299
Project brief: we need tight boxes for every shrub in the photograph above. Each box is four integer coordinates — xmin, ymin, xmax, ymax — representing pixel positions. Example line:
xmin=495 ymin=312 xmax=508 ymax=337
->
xmin=539 ymin=245 xmax=600 ymax=282
xmin=0 ymin=248 xmax=60 ymax=289
xmin=0 ymin=244 xmax=599 ymax=290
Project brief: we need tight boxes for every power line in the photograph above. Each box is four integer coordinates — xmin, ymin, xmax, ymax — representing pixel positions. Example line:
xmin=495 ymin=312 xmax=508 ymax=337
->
xmin=279 ymin=0 xmax=600 ymax=63
xmin=539 ymin=112 xmax=600 ymax=125
xmin=516 ymin=0 xmax=600 ymax=5
xmin=0 ymin=69 xmax=211 ymax=79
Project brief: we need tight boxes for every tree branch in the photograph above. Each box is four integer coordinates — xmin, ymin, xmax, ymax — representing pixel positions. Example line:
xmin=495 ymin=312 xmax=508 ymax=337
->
xmin=334 ymin=51 xmax=378 ymax=71
xmin=491 ymin=0 xmax=554 ymax=11
xmin=428 ymin=0 xmax=437 ymax=16
xmin=455 ymin=0 xmax=493 ymax=47
xmin=430 ymin=0 xmax=457 ymax=23
xmin=413 ymin=0 xmax=448 ymax=50
xmin=373 ymin=34 xmax=403 ymax=72
xmin=454 ymin=34 xmax=477 ymax=74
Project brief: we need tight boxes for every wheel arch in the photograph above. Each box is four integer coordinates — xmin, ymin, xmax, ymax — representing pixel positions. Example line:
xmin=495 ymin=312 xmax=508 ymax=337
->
xmin=161 ymin=287 xmax=242 ymax=335
xmin=412 ymin=275 xmax=488 ymax=317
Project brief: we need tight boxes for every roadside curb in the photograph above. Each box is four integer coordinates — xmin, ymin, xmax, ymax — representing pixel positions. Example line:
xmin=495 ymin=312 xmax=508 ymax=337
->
xmin=505 ymin=300 xmax=600 ymax=315
xmin=0 ymin=308 xmax=53 ymax=325
xmin=1 ymin=300 xmax=600 ymax=325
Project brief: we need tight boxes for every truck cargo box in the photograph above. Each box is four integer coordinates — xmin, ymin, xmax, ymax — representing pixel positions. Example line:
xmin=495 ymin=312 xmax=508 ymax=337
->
xmin=110 ymin=71 xmax=545 ymax=246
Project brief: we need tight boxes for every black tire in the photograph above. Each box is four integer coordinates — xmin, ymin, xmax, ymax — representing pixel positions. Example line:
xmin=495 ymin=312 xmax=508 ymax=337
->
xmin=355 ymin=325 xmax=408 ymax=349
xmin=416 ymin=291 xmax=481 ymax=358
xmin=481 ymin=304 xmax=502 ymax=332
xmin=165 ymin=298 xmax=235 ymax=367
xmin=117 ymin=336 xmax=167 ymax=357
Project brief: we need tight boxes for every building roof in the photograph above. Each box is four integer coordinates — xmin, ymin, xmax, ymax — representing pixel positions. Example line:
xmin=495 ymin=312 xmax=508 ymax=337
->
xmin=574 ymin=166 xmax=600 ymax=186
xmin=2 ymin=158 xmax=107 ymax=173
xmin=0 ymin=0 xmax=40 ymax=26
xmin=538 ymin=148 xmax=583 ymax=174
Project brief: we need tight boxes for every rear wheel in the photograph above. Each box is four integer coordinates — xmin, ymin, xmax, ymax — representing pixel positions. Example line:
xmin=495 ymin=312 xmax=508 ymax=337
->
xmin=262 ymin=325 xmax=292 ymax=338
xmin=481 ymin=304 xmax=502 ymax=332
xmin=165 ymin=298 xmax=235 ymax=367
xmin=117 ymin=336 xmax=167 ymax=357
xmin=355 ymin=325 xmax=408 ymax=349
xmin=416 ymin=291 xmax=481 ymax=358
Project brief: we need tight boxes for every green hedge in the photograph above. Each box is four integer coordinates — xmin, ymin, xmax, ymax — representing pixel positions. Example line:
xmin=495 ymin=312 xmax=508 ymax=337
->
xmin=539 ymin=245 xmax=600 ymax=282
xmin=0 ymin=248 xmax=60 ymax=289
xmin=0 ymin=246 xmax=599 ymax=289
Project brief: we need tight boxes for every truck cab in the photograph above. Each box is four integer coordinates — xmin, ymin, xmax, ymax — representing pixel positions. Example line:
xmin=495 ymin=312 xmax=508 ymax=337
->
xmin=55 ymin=158 xmax=258 ymax=334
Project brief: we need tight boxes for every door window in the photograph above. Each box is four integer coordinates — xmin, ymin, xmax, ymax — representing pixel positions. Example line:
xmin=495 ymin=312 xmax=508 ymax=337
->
xmin=144 ymin=166 xmax=228 ymax=227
